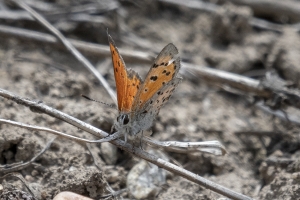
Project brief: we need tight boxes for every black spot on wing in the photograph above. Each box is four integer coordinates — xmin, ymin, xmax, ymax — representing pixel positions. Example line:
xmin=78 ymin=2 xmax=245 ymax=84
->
xmin=150 ymin=76 xmax=158 ymax=81
xmin=152 ymin=64 xmax=159 ymax=68
xmin=173 ymin=61 xmax=178 ymax=70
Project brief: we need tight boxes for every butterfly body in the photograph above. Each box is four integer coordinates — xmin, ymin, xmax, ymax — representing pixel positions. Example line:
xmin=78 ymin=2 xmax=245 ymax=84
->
xmin=109 ymin=35 xmax=181 ymax=142
xmin=114 ymin=111 xmax=153 ymax=141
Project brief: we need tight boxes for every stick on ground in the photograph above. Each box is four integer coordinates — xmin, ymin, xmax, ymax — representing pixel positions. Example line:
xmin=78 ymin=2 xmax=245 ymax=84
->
xmin=0 ymin=88 xmax=252 ymax=200
xmin=12 ymin=0 xmax=117 ymax=105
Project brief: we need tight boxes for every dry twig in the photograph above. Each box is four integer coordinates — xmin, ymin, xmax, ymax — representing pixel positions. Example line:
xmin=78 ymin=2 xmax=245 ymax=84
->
xmin=183 ymin=63 xmax=300 ymax=125
xmin=0 ymin=119 xmax=226 ymax=156
xmin=0 ymin=88 xmax=252 ymax=200
xmin=159 ymin=0 xmax=293 ymax=33
xmin=183 ymin=63 xmax=271 ymax=97
xmin=0 ymin=25 xmax=152 ymax=63
xmin=12 ymin=0 xmax=117 ymax=105
xmin=228 ymin=0 xmax=300 ymax=23
xmin=0 ymin=137 xmax=56 ymax=174
xmin=0 ymin=172 xmax=37 ymax=199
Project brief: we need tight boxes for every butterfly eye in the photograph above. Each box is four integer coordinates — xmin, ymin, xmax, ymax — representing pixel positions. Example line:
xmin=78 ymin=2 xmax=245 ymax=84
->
xmin=117 ymin=114 xmax=130 ymax=125
xmin=123 ymin=115 xmax=130 ymax=125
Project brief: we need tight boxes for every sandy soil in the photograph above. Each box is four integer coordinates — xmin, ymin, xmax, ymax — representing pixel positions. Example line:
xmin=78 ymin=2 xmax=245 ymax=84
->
xmin=0 ymin=1 xmax=300 ymax=200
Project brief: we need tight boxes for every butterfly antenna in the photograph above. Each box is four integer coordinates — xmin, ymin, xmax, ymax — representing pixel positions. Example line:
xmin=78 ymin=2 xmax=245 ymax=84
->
xmin=81 ymin=95 xmax=116 ymax=110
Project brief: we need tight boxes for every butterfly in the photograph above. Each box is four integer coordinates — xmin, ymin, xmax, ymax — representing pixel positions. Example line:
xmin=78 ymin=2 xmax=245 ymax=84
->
xmin=108 ymin=35 xmax=181 ymax=143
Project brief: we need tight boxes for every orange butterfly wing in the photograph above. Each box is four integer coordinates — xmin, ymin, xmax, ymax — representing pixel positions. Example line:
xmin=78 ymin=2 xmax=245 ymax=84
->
xmin=132 ymin=43 xmax=180 ymax=110
xmin=108 ymin=35 xmax=141 ymax=112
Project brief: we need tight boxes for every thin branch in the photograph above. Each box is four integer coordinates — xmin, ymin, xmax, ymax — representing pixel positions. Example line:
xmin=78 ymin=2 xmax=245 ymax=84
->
xmin=265 ymin=157 xmax=295 ymax=166
xmin=3 ymin=0 xmax=295 ymax=32
xmin=0 ymin=137 xmax=56 ymax=173
xmin=249 ymin=18 xmax=284 ymax=33
xmin=159 ymin=0 xmax=290 ymax=33
xmin=0 ymin=10 xmax=33 ymax=20
xmin=99 ymin=188 xmax=127 ymax=199
xmin=0 ymin=25 xmax=152 ymax=63
xmin=183 ymin=63 xmax=271 ymax=98
xmin=234 ymin=130 xmax=293 ymax=139
xmin=227 ymin=0 xmax=300 ymax=23
xmin=183 ymin=64 xmax=300 ymax=125
xmin=183 ymin=63 xmax=300 ymax=107
xmin=0 ymin=119 xmax=107 ymax=143
xmin=0 ymin=172 xmax=37 ymax=199
xmin=0 ymin=88 xmax=252 ymax=200
xmin=255 ymin=101 xmax=300 ymax=126
xmin=144 ymin=137 xmax=226 ymax=156
xmin=0 ymin=119 xmax=225 ymax=156
xmin=12 ymin=0 xmax=117 ymax=105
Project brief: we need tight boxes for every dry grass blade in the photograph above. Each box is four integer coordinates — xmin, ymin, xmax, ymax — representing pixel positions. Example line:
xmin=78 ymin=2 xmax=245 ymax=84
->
xmin=11 ymin=0 xmax=117 ymax=105
xmin=182 ymin=63 xmax=300 ymax=125
xmin=0 ymin=137 xmax=56 ymax=173
xmin=0 ymin=119 xmax=226 ymax=156
xmin=0 ymin=119 xmax=102 ymax=143
xmin=255 ymin=101 xmax=300 ymax=126
xmin=144 ymin=137 xmax=226 ymax=156
xmin=0 ymin=172 xmax=37 ymax=199
xmin=0 ymin=25 xmax=152 ymax=63
xmin=227 ymin=0 xmax=300 ymax=23
xmin=183 ymin=63 xmax=271 ymax=97
xmin=159 ymin=0 xmax=291 ymax=33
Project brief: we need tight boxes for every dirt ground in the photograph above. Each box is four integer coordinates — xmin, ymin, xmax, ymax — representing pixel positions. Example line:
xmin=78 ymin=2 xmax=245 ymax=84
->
xmin=0 ymin=1 xmax=300 ymax=200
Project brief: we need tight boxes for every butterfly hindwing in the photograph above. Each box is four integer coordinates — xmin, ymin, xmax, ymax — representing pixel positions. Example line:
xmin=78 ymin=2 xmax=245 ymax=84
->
xmin=133 ymin=77 xmax=182 ymax=120
xmin=125 ymin=69 xmax=142 ymax=111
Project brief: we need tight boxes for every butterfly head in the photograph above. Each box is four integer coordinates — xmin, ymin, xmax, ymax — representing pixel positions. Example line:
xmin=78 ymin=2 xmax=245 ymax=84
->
xmin=114 ymin=112 xmax=141 ymax=142
xmin=116 ymin=113 xmax=130 ymax=126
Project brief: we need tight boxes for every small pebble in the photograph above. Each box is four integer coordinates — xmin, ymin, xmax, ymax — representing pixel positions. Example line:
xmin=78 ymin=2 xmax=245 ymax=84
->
xmin=25 ymin=175 xmax=34 ymax=182
xmin=100 ymin=142 xmax=118 ymax=165
xmin=31 ymin=169 xmax=39 ymax=176
xmin=53 ymin=191 xmax=93 ymax=200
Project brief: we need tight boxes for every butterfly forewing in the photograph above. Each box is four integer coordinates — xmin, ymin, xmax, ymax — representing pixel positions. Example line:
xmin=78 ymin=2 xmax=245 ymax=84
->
xmin=133 ymin=43 xmax=180 ymax=110
xmin=109 ymin=35 xmax=141 ymax=112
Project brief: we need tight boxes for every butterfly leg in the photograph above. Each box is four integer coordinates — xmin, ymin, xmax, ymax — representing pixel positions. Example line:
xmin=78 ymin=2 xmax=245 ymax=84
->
xmin=124 ymin=132 xmax=128 ymax=144
xmin=110 ymin=124 xmax=115 ymax=133
xmin=139 ymin=131 xmax=144 ymax=150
